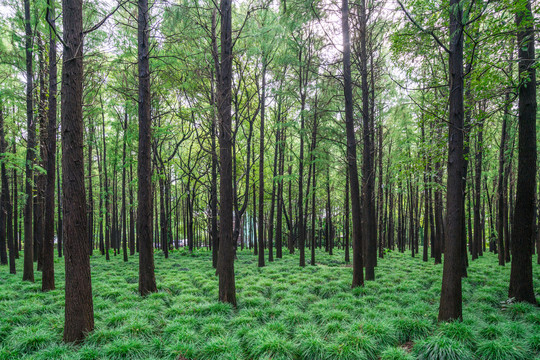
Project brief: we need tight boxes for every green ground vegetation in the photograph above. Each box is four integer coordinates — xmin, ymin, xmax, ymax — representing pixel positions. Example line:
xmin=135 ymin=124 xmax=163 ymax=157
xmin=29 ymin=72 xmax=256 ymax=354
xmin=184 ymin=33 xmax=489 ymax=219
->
xmin=0 ymin=250 xmax=538 ymax=360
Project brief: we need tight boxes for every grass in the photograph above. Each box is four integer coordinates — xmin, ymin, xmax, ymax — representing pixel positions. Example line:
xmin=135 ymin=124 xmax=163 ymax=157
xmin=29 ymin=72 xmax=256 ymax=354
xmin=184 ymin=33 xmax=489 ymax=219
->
xmin=0 ymin=248 xmax=538 ymax=359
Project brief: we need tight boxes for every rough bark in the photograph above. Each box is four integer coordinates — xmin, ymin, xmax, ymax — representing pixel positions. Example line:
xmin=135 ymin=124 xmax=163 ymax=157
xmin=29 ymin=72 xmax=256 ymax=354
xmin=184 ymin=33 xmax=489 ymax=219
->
xmin=439 ymin=0 xmax=464 ymax=321
xmin=22 ymin=0 xmax=35 ymax=282
xmin=343 ymin=0 xmax=363 ymax=287
xmin=61 ymin=0 xmax=94 ymax=342
xmin=360 ymin=0 xmax=376 ymax=280
xmin=42 ymin=0 xmax=57 ymax=291
xmin=509 ymin=0 xmax=537 ymax=304
xmin=137 ymin=0 xmax=157 ymax=295
xmin=216 ymin=0 xmax=236 ymax=306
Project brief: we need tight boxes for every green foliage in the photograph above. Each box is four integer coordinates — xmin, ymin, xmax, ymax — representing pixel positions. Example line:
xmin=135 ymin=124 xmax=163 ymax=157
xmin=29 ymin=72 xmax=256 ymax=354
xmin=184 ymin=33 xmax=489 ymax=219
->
xmin=414 ymin=336 xmax=474 ymax=360
xmin=476 ymin=338 xmax=531 ymax=360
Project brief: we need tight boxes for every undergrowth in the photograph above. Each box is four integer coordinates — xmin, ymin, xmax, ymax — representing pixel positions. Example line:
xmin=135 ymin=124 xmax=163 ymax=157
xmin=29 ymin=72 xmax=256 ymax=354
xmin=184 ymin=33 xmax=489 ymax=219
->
xmin=0 ymin=248 xmax=538 ymax=359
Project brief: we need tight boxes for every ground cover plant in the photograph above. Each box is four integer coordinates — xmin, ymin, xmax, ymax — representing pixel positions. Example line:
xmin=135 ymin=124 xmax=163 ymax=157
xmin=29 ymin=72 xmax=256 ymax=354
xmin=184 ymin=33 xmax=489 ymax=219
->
xmin=0 ymin=249 xmax=538 ymax=360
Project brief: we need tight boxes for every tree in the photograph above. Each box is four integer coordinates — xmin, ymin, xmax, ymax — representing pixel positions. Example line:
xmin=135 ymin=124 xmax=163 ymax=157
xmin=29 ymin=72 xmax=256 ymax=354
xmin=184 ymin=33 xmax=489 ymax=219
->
xmin=137 ymin=0 xmax=158 ymax=296
xmin=42 ymin=0 xmax=57 ymax=291
xmin=508 ymin=0 xmax=537 ymax=305
xmin=342 ymin=0 xmax=364 ymax=288
xmin=22 ymin=0 xmax=35 ymax=283
xmin=216 ymin=0 xmax=237 ymax=306
xmin=62 ymin=0 xmax=94 ymax=342
xmin=439 ymin=0 xmax=464 ymax=322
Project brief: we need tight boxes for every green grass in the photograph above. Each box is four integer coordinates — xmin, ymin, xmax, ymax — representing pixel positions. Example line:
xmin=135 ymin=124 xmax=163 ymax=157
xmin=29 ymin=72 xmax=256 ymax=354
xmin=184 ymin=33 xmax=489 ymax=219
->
xmin=0 ymin=248 xmax=538 ymax=359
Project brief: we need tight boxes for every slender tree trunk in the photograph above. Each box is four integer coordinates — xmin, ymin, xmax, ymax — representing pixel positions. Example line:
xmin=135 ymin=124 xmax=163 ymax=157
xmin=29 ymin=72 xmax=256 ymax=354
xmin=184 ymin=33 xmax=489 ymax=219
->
xmin=101 ymin=100 xmax=110 ymax=261
xmin=35 ymin=37 xmax=47 ymax=271
xmin=13 ymin=160 xmax=19 ymax=260
xmin=0 ymin=105 xmax=6 ymax=266
xmin=87 ymin=116 xmax=94 ymax=256
xmin=122 ymin=112 xmax=128 ymax=262
xmin=360 ymin=0 xmax=376 ymax=280
xmin=343 ymin=0 xmax=363 ymax=287
xmin=22 ymin=0 xmax=35 ymax=282
xmin=509 ymin=1 xmax=537 ymax=304
xmin=268 ymin=128 xmax=279 ymax=263
xmin=344 ymin=171 xmax=350 ymax=263
xmin=137 ymin=0 xmax=157 ymax=295
xmin=57 ymin=140 xmax=62 ymax=257
xmin=276 ymin=123 xmax=285 ymax=259
xmin=61 ymin=0 xmax=94 ymax=341
xmin=42 ymin=0 xmax=57 ymax=290
xmin=210 ymin=15 xmax=219 ymax=266
xmin=258 ymin=63 xmax=266 ymax=268
xmin=216 ymin=0 xmax=236 ymax=306
xmin=473 ymin=119 xmax=483 ymax=261
xmin=439 ymin=0 xmax=464 ymax=321
xmin=0 ymin=106 xmax=14 ymax=273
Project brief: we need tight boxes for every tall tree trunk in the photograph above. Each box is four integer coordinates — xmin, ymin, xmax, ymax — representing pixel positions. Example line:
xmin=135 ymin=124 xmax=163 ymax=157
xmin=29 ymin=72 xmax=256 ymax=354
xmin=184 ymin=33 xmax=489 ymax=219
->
xmin=57 ymin=140 xmax=62 ymax=257
xmin=137 ymin=0 xmax=157 ymax=295
xmin=22 ymin=0 xmax=35 ymax=282
xmin=35 ymin=37 xmax=47 ymax=271
xmin=276 ymin=122 xmax=285 ymax=259
xmin=0 ymin=105 xmax=6 ymax=266
xmin=439 ymin=0 xmax=464 ymax=322
xmin=422 ymin=123 xmax=429 ymax=262
xmin=258 ymin=63 xmax=266 ymax=268
xmin=344 ymin=171 xmax=350 ymax=263
xmin=216 ymin=0 xmax=236 ymax=306
xmin=268 ymin=127 xmax=279 ymax=263
xmin=129 ymin=163 xmax=135 ymax=255
xmin=360 ymin=0 xmax=376 ymax=281
xmin=1 ymin=109 xmax=15 ymax=273
xmin=42 ymin=0 xmax=57 ymax=290
xmin=509 ymin=0 xmax=537 ymax=304
xmin=0 ymin=106 xmax=14 ymax=273
xmin=287 ymin=159 xmax=294 ymax=254
xmin=210 ymin=13 xmax=219 ymax=266
xmin=13 ymin=158 xmax=19 ymax=260
xmin=61 ymin=0 xmax=94 ymax=342
xmin=122 ymin=111 xmax=128 ymax=262
xmin=473 ymin=119 xmax=483 ymax=260
xmin=343 ymin=0 xmax=363 ymax=287
xmin=101 ymin=100 xmax=110 ymax=261
xmin=87 ymin=115 xmax=94 ymax=256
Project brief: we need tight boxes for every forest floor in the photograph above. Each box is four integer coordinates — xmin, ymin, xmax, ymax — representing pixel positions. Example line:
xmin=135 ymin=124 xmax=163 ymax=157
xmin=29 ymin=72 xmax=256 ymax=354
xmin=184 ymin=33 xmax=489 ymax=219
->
xmin=0 ymin=248 xmax=539 ymax=360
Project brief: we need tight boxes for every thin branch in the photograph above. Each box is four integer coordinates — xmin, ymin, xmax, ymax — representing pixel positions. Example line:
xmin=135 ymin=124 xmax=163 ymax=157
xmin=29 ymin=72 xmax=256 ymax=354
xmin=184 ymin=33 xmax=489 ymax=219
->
xmin=396 ymin=0 xmax=451 ymax=54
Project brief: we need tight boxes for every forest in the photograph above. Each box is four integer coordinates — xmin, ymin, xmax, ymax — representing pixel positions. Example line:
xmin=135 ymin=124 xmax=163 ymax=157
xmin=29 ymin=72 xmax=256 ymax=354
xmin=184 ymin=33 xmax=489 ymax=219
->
xmin=0 ymin=0 xmax=539 ymax=358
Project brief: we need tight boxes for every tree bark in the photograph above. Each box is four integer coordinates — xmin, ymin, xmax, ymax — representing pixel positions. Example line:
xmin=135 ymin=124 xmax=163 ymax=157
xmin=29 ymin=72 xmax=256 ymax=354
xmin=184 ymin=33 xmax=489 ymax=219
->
xmin=509 ymin=0 xmax=537 ymax=304
xmin=216 ymin=0 xmax=236 ymax=306
xmin=258 ymin=63 xmax=266 ymax=268
xmin=439 ymin=0 xmax=464 ymax=321
xmin=22 ymin=0 xmax=35 ymax=282
xmin=360 ymin=0 xmax=376 ymax=280
xmin=42 ymin=0 xmax=57 ymax=291
xmin=61 ymin=0 xmax=94 ymax=342
xmin=137 ymin=0 xmax=157 ymax=295
xmin=343 ymin=0 xmax=363 ymax=287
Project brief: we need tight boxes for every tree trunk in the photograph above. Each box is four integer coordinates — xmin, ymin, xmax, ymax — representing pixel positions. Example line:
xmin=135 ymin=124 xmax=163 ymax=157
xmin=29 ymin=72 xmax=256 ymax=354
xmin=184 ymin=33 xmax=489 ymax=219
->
xmin=22 ymin=0 xmax=35 ymax=282
xmin=473 ymin=119 xmax=483 ymax=260
xmin=42 ymin=0 xmax=57 ymax=290
xmin=343 ymin=0 xmax=363 ymax=287
xmin=61 ymin=0 xmax=94 ymax=342
xmin=258 ymin=63 xmax=266 ymax=268
xmin=439 ymin=0 xmax=464 ymax=321
xmin=509 ymin=1 xmax=537 ymax=304
xmin=216 ymin=0 xmax=236 ymax=306
xmin=57 ymin=141 xmax=62 ymax=257
xmin=137 ymin=0 xmax=157 ymax=295
xmin=360 ymin=0 xmax=376 ymax=281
